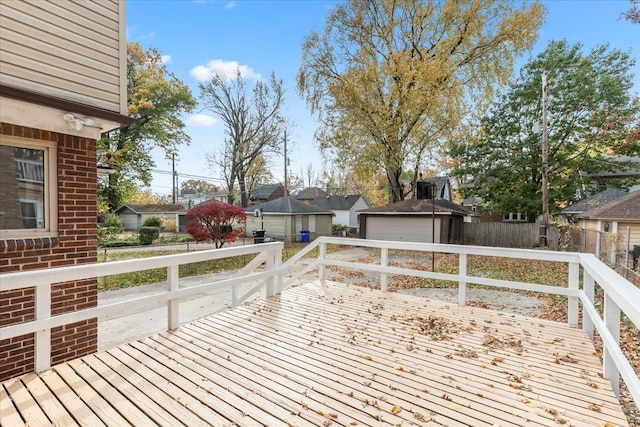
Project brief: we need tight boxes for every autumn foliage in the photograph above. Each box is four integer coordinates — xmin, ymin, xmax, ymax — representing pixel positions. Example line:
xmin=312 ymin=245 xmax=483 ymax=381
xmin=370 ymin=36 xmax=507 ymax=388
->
xmin=185 ymin=203 xmax=246 ymax=248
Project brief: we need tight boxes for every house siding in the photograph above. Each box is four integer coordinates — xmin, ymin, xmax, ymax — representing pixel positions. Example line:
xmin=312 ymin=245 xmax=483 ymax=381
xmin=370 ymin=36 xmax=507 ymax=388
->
xmin=0 ymin=123 xmax=98 ymax=381
xmin=0 ymin=0 xmax=126 ymax=113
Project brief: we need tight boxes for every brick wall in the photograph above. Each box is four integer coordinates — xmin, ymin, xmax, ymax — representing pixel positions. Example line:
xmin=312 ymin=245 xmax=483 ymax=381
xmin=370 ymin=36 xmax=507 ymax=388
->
xmin=0 ymin=123 xmax=98 ymax=381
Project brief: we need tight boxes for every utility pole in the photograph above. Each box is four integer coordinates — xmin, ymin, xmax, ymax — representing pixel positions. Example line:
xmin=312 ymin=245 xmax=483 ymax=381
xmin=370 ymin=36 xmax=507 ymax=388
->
xmin=171 ymin=152 xmax=177 ymax=204
xmin=283 ymin=129 xmax=288 ymax=196
xmin=540 ymin=73 xmax=549 ymax=247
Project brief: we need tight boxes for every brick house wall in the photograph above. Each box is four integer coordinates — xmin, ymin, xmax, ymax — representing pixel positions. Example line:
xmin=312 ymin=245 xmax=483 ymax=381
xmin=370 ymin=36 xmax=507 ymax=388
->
xmin=0 ymin=123 xmax=98 ymax=381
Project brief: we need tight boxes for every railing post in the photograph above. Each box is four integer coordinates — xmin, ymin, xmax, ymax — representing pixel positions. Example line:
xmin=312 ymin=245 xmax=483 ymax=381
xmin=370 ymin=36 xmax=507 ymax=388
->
xmin=266 ymin=250 xmax=275 ymax=297
xmin=380 ymin=248 xmax=388 ymax=292
xmin=458 ymin=253 xmax=467 ymax=306
xmin=319 ymin=242 xmax=327 ymax=281
xmin=35 ymin=283 xmax=51 ymax=372
xmin=168 ymin=265 xmax=179 ymax=330
xmin=603 ymin=292 xmax=621 ymax=396
xmin=275 ymin=248 xmax=283 ymax=294
xmin=568 ymin=262 xmax=579 ymax=326
xmin=582 ymin=270 xmax=595 ymax=339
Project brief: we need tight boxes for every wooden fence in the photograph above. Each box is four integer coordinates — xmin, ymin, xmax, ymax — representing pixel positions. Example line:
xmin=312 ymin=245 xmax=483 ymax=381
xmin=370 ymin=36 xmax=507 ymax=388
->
xmin=462 ymin=222 xmax=539 ymax=248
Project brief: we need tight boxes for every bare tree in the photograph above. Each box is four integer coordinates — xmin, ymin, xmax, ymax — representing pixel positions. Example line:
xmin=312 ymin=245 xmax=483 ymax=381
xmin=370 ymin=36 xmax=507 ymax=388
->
xmin=199 ymin=69 xmax=285 ymax=206
xmin=300 ymin=163 xmax=321 ymax=188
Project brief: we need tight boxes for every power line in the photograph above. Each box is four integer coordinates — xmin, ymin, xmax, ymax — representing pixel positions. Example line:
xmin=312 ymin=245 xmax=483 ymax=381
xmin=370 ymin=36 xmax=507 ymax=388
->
xmin=150 ymin=168 xmax=227 ymax=183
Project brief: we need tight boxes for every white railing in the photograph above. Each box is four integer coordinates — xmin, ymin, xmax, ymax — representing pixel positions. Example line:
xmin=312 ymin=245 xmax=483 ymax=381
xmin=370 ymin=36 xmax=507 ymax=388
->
xmin=282 ymin=237 xmax=640 ymax=405
xmin=1 ymin=237 xmax=638 ymax=408
xmin=0 ymin=242 xmax=284 ymax=373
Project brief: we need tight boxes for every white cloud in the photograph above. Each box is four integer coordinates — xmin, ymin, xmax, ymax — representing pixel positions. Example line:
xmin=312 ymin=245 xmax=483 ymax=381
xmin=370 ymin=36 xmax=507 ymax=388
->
xmin=225 ymin=1 xmax=236 ymax=9
xmin=190 ymin=59 xmax=260 ymax=82
xmin=186 ymin=114 xmax=217 ymax=127
xmin=161 ymin=55 xmax=171 ymax=64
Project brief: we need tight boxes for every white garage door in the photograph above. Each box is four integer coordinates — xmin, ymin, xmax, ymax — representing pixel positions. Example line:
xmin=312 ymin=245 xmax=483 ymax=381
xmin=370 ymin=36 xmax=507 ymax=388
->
xmin=365 ymin=216 xmax=440 ymax=243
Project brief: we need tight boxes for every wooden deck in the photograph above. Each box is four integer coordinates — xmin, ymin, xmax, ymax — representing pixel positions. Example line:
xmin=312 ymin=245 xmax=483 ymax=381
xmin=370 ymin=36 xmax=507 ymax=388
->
xmin=1 ymin=281 xmax=629 ymax=426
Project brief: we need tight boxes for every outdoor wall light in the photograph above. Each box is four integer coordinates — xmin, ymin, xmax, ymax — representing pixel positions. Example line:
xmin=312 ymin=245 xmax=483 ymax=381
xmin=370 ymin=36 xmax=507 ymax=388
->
xmin=63 ymin=113 xmax=95 ymax=131
xmin=604 ymin=222 xmax=610 ymax=232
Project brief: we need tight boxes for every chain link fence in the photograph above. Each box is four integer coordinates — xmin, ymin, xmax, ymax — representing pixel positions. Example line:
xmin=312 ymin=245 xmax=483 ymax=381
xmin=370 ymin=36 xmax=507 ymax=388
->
xmin=552 ymin=224 xmax=640 ymax=286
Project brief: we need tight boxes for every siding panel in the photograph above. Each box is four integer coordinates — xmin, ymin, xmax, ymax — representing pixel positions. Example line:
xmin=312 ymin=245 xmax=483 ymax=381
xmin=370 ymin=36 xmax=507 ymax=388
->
xmin=0 ymin=0 xmax=123 ymax=112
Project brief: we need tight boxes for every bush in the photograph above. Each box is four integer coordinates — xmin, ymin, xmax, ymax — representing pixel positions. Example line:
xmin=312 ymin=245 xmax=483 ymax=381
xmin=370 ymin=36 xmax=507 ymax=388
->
xmin=161 ymin=218 xmax=176 ymax=232
xmin=138 ymin=226 xmax=160 ymax=245
xmin=143 ymin=215 xmax=162 ymax=228
xmin=103 ymin=213 xmax=124 ymax=230
xmin=98 ymin=213 xmax=124 ymax=240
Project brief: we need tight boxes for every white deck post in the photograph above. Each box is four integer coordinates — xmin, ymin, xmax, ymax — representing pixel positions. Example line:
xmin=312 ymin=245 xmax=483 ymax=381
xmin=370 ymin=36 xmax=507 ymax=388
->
xmin=380 ymin=248 xmax=388 ymax=292
xmin=458 ymin=253 xmax=467 ymax=306
xmin=319 ymin=242 xmax=327 ymax=281
xmin=582 ymin=270 xmax=595 ymax=339
xmin=34 ymin=283 xmax=51 ymax=372
xmin=568 ymin=262 xmax=579 ymax=326
xmin=275 ymin=248 xmax=283 ymax=294
xmin=266 ymin=249 xmax=275 ymax=297
xmin=168 ymin=265 xmax=179 ymax=330
xmin=603 ymin=293 xmax=621 ymax=396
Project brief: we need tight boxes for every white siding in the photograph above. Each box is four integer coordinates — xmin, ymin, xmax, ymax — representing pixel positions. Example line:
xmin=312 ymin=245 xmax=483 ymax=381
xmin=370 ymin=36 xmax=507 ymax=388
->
xmin=0 ymin=0 xmax=126 ymax=113
xmin=366 ymin=216 xmax=441 ymax=243
xmin=349 ymin=198 xmax=370 ymax=228
xmin=333 ymin=210 xmax=350 ymax=226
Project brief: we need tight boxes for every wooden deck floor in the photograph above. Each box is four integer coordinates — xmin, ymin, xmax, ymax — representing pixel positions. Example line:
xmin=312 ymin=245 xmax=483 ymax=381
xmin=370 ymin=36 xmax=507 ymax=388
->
xmin=1 ymin=281 xmax=629 ymax=426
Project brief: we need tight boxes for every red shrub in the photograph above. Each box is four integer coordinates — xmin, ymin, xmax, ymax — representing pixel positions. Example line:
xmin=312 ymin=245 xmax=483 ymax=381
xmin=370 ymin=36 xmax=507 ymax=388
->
xmin=185 ymin=203 xmax=247 ymax=248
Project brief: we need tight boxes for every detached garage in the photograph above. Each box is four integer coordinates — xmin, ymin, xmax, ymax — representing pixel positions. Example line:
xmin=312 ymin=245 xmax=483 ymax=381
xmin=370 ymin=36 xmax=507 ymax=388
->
xmin=358 ymin=199 xmax=468 ymax=244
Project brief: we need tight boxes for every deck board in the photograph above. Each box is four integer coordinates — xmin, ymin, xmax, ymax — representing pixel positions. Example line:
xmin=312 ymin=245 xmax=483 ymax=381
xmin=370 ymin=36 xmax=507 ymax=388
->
xmin=1 ymin=281 xmax=629 ymax=426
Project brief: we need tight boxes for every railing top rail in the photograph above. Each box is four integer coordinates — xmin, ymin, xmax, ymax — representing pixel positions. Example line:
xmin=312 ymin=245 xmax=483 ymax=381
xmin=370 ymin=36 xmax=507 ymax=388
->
xmin=580 ymin=253 xmax=640 ymax=327
xmin=315 ymin=237 xmax=581 ymax=263
xmin=0 ymin=241 xmax=284 ymax=292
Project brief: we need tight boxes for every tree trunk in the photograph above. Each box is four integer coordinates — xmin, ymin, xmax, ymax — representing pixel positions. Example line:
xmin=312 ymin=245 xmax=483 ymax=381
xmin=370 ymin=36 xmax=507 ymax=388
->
xmin=387 ymin=169 xmax=404 ymax=204
xmin=238 ymin=173 xmax=249 ymax=208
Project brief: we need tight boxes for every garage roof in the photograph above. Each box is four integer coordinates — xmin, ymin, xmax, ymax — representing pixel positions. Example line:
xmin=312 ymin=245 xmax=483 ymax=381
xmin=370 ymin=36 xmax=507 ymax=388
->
xmin=358 ymin=198 xmax=469 ymax=215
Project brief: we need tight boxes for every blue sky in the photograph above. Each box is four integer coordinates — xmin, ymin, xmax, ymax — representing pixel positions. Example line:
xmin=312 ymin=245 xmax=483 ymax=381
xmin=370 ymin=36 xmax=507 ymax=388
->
xmin=125 ymin=0 xmax=639 ymax=196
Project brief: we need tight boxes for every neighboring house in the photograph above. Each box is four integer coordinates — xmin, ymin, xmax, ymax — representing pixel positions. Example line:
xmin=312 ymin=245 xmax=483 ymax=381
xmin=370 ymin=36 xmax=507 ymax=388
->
xmin=0 ymin=0 xmax=132 ymax=380
xmin=309 ymin=195 xmax=371 ymax=229
xmin=115 ymin=204 xmax=186 ymax=231
xmin=296 ymin=187 xmax=329 ymax=202
xmin=248 ymin=183 xmax=287 ymax=204
xmin=245 ymin=197 xmax=334 ymax=242
xmin=179 ymin=192 xmax=226 ymax=208
xmin=560 ymin=188 xmax=628 ymax=223
xmin=576 ymin=190 xmax=640 ymax=262
xmin=416 ymin=176 xmax=453 ymax=201
xmin=358 ymin=198 xmax=468 ymax=244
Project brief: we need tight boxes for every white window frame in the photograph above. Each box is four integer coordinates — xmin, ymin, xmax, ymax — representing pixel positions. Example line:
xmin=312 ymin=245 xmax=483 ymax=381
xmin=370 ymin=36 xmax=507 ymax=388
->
xmin=1 ymin=136 xmax=58 ymax=237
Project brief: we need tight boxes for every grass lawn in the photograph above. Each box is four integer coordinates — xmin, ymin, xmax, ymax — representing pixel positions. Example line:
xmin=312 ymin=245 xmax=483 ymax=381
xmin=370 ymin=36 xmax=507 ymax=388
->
xmin=97 ymin=242 xmax=321 ymax=291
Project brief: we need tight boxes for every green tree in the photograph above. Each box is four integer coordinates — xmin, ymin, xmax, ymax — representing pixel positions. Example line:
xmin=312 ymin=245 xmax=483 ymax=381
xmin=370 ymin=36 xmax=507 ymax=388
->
xmin=450 ymin=40 xmax=640 ymax=220
xmin=297 ymin=0 xmax=544 ymax=203
xmin=624 ymin=0 xmax=640 ymax=24
xmin=180 ymin=179 xmax=218 ymax=195
xmin=98 ymin=43 xmax=196 ymax=211
xmin=199 ymin=69 xmax=285 ymax=207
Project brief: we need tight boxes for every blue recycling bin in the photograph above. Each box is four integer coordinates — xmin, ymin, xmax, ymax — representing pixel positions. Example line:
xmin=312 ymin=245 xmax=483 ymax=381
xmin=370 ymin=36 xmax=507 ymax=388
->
xmin=300 ymin=230 xmax=310 ymax=243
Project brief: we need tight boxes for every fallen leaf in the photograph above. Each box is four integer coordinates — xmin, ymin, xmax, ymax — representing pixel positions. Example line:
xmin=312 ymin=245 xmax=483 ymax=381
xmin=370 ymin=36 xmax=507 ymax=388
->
xmin=391 ymin=404 xmax=402 ymax=415
xmin=363 ymin=355 xmax=372 ymax=361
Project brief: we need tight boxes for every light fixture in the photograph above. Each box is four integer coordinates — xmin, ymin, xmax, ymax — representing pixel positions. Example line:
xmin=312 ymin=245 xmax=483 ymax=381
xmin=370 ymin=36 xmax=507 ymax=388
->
xmin=63 ymin=113 xmax=95 ymax=131
xmin=604 ymin=222 xmax=610 ymax=232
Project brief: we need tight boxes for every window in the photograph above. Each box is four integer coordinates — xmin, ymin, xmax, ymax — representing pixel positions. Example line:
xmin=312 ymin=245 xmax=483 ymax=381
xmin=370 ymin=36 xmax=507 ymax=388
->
xmin=503 ymin=212 xmax=527 ymax=222
xmin=0 ymin=137 xmax=57 ymax=236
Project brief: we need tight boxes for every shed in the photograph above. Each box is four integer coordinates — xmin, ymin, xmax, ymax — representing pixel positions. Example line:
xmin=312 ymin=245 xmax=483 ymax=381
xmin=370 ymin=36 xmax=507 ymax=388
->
xmin=560 ymin=188 xmax=627 ymax=222
xmin=358 ymin=198 xmax=468 ymax=244
xmin=245 ymin=197 xmax=334 ymax=242
xmin=115 ymin=204 xmax=186 ymax=231
xmin=576 ymin=190 xmax=640 ymax=262
xmin=309 ymin=195 xmax=371 ymax=229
